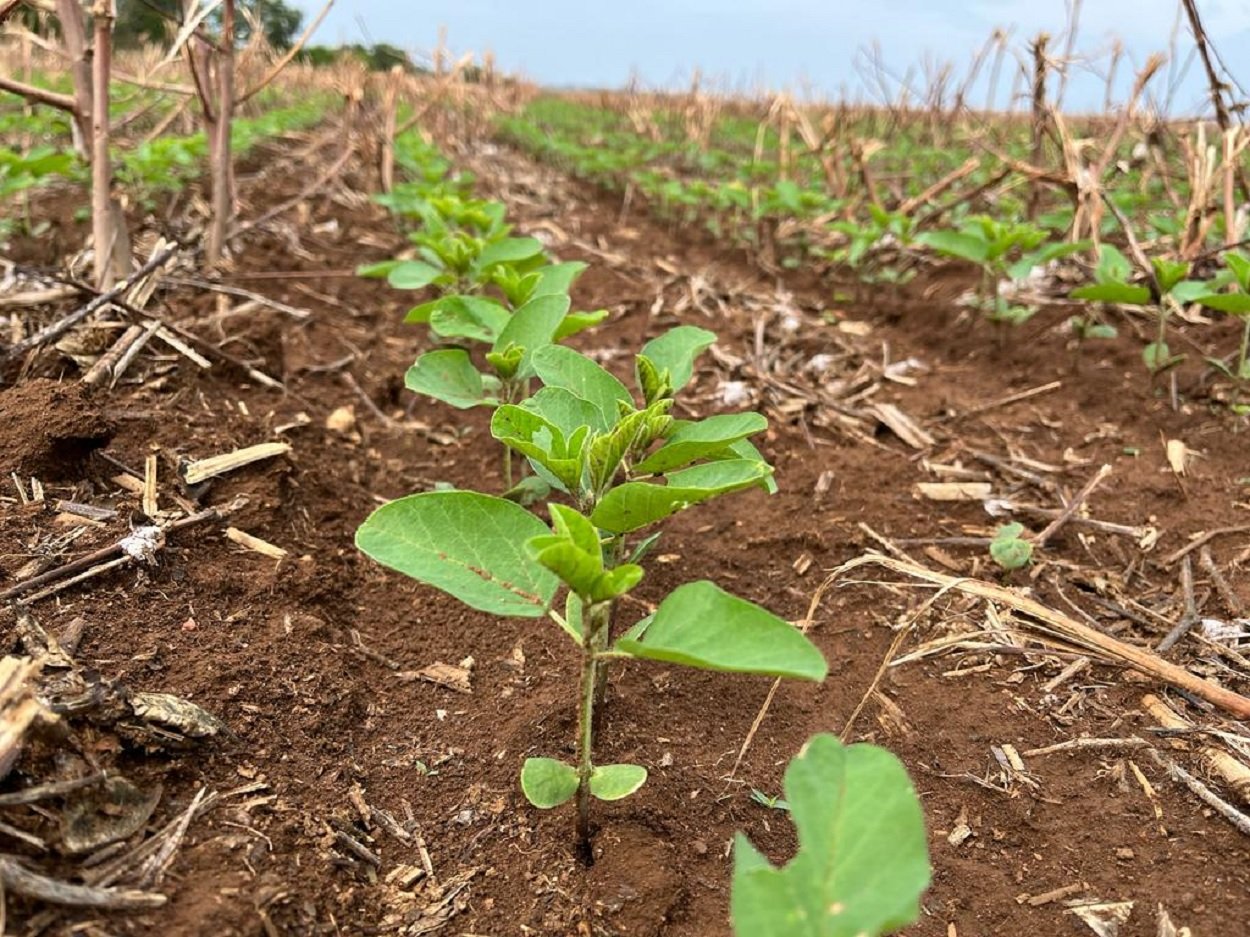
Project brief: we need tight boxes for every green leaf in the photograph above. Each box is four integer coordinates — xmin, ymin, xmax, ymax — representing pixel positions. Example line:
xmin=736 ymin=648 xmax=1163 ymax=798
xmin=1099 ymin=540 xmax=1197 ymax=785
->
xmin=1153 ymin=257 xmax=1190 ymax=295
xmin=520 ymin=758 xmax=578 ymax=808
xmin=1169 ymin=280 xmax=1216 ymax=304
xmin=533 ymin=260 xmax=588 ymax=296
xmin=590 ymin=764 xmax=648 ymax=801
xmin=989 ymin=523 xmax=1033 ymax=571
xmin=553 ymin=309 xmax=610 ymax=341
xmin=1143 ymin=341 xmax=1173 ymax=371
xmin=719 ymin=437 xmax=779 ymax=494
xmin=491 ymin=405 xmax=587 ymax=491
xmin=531 ymin=344 xmax=634 ymax=424
xmin=730 ymin=734 xmax=930 ymax=937
xmin=1094 ymin=244 xmax=1133 ymax=283
xmin=634 ymin=413 xmax=769 ymax=474
xmin=477 ymin=236 xmax=544 ymax=270
xmin=404 ymin=298 xmax=443 ymax=324
xmin=640 ymin=326 xmax=717 ymax=392
xmin=405 ymin=349 xmax=499 ymax=409
xmin=915 ymin=230 xmax=989 ymax=265
xmin=493 ymin=293 xmax=571 ymax=357
xmin=502 ymin=474 xmax=551 ymax=507
xmin=1070 ymin=282 xmax=1152 ymax=304
xmin=522 ymin=386 xmax=611 ymax=435
xmin=356 ymin=491 xmax=559 ymax=618
xmin=387 ymin=259 xmax=443 ymax=289
xmin=591 ymin=459 xmax=773 ymax=533
xmin=1224 ymin=251 xmax=1250 ymax=291
xmin=528 ymin=505 xmax=643 ymax=602
xmin=357 ymin=259 xmax=401 ymax=279
xmin=1196 ymin=292 xmax=1250 ymax=316
xmin=617 ymin=581 xmax=826 ymax=680
xmin=429 ymin=296 xmax=511 ymax=343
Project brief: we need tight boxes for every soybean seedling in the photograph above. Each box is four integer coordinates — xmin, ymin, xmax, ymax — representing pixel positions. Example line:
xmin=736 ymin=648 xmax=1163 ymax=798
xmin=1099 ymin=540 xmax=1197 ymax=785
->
xmin=1194 ymin=250 xmax=1250 ymax=411
xmin=989 ymin=522 xmax=1033 ymax=571
xmin=356 ymin=328 xmax=825 ymax=858
xmin=1070 ymin=245 xmax=1208 ymax=377
xmin=917 ymin=217 xmax=1088 ymax=332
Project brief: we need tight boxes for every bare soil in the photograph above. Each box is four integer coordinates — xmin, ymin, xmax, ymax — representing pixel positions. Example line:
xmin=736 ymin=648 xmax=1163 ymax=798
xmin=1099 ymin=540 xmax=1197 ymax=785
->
xmin=1 ymin=129 xmax=1248 ymax=937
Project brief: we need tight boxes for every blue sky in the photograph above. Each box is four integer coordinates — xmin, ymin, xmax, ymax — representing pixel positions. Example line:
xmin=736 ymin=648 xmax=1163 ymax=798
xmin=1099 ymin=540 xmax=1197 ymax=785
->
xmin=294 ymin=1 xmax=1250 ymax=114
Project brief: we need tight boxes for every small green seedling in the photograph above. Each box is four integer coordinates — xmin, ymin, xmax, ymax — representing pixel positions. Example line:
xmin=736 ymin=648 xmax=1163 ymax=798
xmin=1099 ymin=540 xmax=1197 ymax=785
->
xmin=989 ymin=522 xmax=1033 ymax=571
xmin=731 ymin=734 xmax=930 ymax=937
xmin=357 ymin=322 xmax=824 ymax=857
xmin=1193 ymin=250 xmax=1250 ymax=410
xmin=750 ymin=789 xmax=789 ymax=811
xmin=1070 ymin=246 xmax=1207 ymax=376
xmin=917 ymin=218 xmax=1087 ymax=329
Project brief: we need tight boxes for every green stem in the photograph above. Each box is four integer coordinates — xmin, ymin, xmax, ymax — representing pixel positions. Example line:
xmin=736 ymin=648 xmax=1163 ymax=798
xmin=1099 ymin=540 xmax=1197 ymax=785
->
xmin=575 ymin=596 xmax=605 ymax=855
xmin=591 ymin=536 xmax=626 ymax=716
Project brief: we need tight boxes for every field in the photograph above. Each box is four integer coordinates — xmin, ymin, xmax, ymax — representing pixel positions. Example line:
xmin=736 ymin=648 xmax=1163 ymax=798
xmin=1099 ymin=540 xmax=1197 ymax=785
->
xmin=2 ymin=10 xmax=1250 ymax=937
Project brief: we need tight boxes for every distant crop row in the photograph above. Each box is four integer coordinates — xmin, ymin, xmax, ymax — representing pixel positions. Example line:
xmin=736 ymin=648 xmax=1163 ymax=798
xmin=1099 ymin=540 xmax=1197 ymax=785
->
xmin=500 ymin=96 xmax=1250 ymax=410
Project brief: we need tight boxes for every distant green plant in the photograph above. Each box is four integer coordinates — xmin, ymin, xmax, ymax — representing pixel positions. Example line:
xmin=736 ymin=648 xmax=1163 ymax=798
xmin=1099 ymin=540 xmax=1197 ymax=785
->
xmin=917 ymin=217 xmax=1088 ymax=327
xmin=1069 ymin=245 xmax=1205 ymax=375
xmin=1193 ymin=250 xmax=1250 ymax=411
xmin=731 ymin=734 xmax=930 ymax=937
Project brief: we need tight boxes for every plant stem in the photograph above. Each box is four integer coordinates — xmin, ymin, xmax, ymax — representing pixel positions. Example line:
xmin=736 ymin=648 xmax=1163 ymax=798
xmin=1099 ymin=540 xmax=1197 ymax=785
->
xmin=591 ymin=536 xmax=626 ymax=719
xmin=575 ymin=597 xmax=606 ymax=858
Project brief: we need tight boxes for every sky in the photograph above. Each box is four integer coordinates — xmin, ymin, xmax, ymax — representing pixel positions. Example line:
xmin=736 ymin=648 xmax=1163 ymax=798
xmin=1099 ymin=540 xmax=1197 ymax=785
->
xmin=293 ymin=0 xmax=1250 ymax=114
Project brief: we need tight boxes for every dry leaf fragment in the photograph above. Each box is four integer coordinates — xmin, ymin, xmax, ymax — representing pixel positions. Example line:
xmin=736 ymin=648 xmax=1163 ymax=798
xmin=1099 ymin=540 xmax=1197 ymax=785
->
xmin=914 ymin=482 xmax=992 ymax=502
xmin=1165 ymin=439 xmax=1189 ymax=475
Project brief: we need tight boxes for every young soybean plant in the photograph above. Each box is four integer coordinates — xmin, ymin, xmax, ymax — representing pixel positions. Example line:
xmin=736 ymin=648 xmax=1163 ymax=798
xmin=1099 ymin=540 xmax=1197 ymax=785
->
xmin=731 ymin=734 xmax=930 ymax=937
xmin=356 ymin=328 xmax=827 ymax=856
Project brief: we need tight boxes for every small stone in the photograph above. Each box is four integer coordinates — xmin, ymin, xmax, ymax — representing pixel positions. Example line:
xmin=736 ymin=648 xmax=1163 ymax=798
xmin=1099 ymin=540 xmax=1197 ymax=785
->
xmin=1115 ymin=847 xmax=1135 ymax=861
xmin=692 ymin=839 xmax=708 ymax=856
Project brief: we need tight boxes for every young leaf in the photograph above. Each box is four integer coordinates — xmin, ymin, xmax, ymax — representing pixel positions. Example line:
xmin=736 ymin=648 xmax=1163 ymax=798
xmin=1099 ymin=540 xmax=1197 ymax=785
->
xmin=591 ymin=459 xmax=773 ymax=533
xmin=989 ymin=523 xmax=1033 ymax=571
xmin=616 ymin=580 xmax=827 ymax=681
xmin=533 ymin=260 xmax=588 ymax=296
xmin=387 ymin=259 xmax=443 ymax=289
xmin=730 ymin=734 xmax=930 ymax=937
xmin=429 ymin=295 xmax=511 ymax=343
xmin=476 ymin=236 xmax=544 ymax=270
xmin=1093 ymin=244 xmax=1133 ymax=283
xmin=521 ymin=758 xmax=579 ymax=809
xmin=1196 ymin=292 xmax=1250 ymax=316
xmin=640 ymin=326 xmax=717 ymax=392
xmin=1143 ymin=341 xmax=1174 ymax=371
xmin=492 ymin=293 xmax=572 ymax=366
xmin=633 ymin=413 xmax=769 ymax=474
xmin=914 ymin=230 xmax=989 ymax=265
xmin=357 ymin=259 xmax=402 ymax=279
xmin=589 ymin=764 xmax=648 ymax=801
xmin=1070 ymin=282 xmax=1151 ymax=305
xmin=356 ymin=491 xmax=559 ymax=618
xmin=531 ymin=345 xmax=634 ymax=424
xmin=491 ymin=405 xmax=587 ymax=491
xmin=522 ymin=386 xmax=611 ymax=435
xmin=1152 ymin=257 xmax=1189 ymax=295
xmin=553 ymin=309 xmax=610 ymax=341
xmin=405 ymin=350 xmax=499 ymax=409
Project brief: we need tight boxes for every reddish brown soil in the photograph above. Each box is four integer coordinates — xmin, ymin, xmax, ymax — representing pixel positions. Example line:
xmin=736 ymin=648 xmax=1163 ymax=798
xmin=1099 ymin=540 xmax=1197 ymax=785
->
xmin=1 ymin=131 xmax=1248 ymax=937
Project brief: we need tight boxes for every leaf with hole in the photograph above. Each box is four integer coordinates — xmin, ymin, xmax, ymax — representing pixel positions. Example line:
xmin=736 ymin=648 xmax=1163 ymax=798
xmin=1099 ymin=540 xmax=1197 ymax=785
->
xmin=731 ymin=734 xmax=930 ymax=937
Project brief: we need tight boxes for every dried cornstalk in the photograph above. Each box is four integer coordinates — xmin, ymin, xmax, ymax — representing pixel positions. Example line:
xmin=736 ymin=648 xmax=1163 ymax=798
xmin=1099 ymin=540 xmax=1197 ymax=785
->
xmin=835 ymin=553 xmax=1250 ymax=720
xmin=1143 ymin=694 xmax=1250 ymax=806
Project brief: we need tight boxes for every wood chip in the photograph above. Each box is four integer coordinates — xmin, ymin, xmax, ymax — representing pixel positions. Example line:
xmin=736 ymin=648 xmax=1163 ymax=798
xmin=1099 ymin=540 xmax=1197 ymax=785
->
xmin=914 ymin=482 xmax=992 ymax=502
xmin=181 ymin=442 xmax=291 ymax=485
xmin=870 ymin=402 xmax=935 ymax=449
xmin=225 ymin=527 xmax=288 ymax=560
xmin=400 ymin=662 xmax=472 ymax=694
